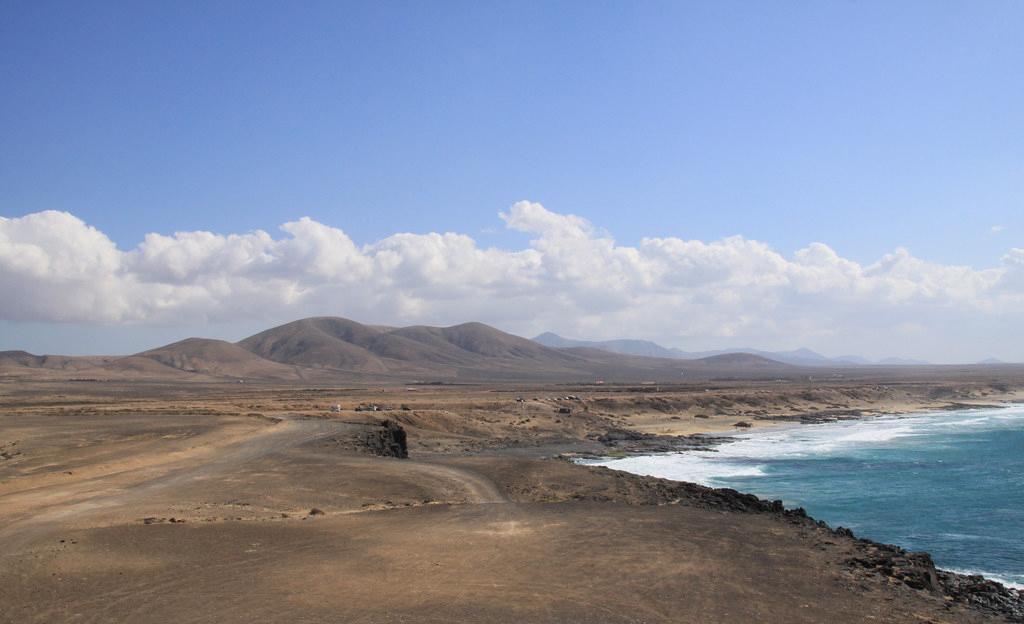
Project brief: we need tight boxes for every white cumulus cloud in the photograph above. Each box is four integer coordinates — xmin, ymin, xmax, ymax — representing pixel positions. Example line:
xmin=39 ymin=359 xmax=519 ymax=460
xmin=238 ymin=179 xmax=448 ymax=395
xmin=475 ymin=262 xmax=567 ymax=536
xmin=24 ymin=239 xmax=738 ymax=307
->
xmin=1 ymin=201 xmax=1023 ymax=360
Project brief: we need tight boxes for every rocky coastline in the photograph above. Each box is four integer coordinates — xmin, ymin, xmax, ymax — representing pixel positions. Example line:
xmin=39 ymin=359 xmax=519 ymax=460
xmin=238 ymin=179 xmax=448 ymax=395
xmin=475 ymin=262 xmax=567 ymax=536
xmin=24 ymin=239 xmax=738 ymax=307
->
xmin=570 ymin=409 xmax=1024 ymax=622
xmin=571 ymin=462 xmax=1024 ymax=621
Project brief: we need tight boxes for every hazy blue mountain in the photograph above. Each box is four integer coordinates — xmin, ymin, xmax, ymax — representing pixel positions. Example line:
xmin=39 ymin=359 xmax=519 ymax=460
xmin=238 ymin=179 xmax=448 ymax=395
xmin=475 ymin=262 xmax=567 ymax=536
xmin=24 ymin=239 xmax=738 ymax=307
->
xmin=835 ymin=355 xmax=873 ymax=365
xmin=533 ymin=333 xmax=930 ymax=367
xmin=531 ymin=333 xmax=680 ymax=358
xmin=876 ymin=357 xmax=931 ymax=365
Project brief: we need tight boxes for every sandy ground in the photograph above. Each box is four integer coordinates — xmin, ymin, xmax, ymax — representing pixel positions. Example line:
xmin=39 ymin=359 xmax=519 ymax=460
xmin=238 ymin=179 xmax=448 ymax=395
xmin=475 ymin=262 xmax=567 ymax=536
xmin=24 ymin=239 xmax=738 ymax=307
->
xmin=1 ymin=378 xmax=1022 ymax=622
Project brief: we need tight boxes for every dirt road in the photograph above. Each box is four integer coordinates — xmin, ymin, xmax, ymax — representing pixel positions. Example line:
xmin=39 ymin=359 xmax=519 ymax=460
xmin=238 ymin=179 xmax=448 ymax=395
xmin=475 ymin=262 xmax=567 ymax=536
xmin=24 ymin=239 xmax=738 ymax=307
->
xmin=0 ymin=400 xmax=1008 ymax=623
xmin=0 ymin=414 xmax=509 ymax=556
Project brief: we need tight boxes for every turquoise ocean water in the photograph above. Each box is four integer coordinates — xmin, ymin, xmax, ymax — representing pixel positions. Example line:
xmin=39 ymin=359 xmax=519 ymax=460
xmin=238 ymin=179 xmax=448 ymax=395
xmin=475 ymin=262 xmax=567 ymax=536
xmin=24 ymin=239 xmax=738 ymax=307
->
xmin=589 ymin=405 xmax=1024 ymax=587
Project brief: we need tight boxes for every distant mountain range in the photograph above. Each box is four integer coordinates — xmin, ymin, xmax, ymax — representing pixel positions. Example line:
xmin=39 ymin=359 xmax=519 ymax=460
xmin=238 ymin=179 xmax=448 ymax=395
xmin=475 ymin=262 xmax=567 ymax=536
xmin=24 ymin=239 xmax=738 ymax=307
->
xmin=532 ymin=332 xmax=931 ymax=367
xmin=7 ymin=318 xmax=1016 ymax=384
xmin=0 ymin=317 xmax=794 ymax=383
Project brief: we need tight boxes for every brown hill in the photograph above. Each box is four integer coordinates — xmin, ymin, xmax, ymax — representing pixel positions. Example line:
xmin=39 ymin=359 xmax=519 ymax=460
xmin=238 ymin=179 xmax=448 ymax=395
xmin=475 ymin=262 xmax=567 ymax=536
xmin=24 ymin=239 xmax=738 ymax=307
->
xmin=0 ymin=350 xmax=205 ymax=381
xmin=0 ymin=350 xmax=121 ymax=379
xmin=236 ymin=317 xmax=792 ymax=381
xmin=1 ymin=318 xmax=797 ymax=382
xmin=0 ymin=350 xmax=105 ymax=370
xmin=236 ymin=317 xmax=587 ymax=378
xmin=238 ymin=317 xmax=425 ymax=373
xmin=135 ymin=338 xmax=303 ymax=380
xmin=689 ymin=352 xmax=785 ymax=368
xmin=100 ymin=355 xmax=202 ymax=379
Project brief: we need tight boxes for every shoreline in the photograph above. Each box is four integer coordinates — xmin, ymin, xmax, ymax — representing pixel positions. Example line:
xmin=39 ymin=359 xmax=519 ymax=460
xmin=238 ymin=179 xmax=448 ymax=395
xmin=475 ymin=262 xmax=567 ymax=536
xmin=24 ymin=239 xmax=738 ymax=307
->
xmin=569 ymin=401 xmax=1024 ymax=619
xmin=5 ymin=378 xmax=1024 ymax=622
xmin=563 ymin=397 xmax=1024 ymax=460
xmin=948 ymin=568 xmax=1024 ymax=592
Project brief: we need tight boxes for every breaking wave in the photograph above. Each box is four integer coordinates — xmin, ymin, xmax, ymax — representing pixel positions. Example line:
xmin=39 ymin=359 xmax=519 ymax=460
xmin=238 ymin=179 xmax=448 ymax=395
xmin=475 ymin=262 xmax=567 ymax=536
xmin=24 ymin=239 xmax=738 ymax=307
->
xmin=588 ymin=405 xmax=1024 ymax=487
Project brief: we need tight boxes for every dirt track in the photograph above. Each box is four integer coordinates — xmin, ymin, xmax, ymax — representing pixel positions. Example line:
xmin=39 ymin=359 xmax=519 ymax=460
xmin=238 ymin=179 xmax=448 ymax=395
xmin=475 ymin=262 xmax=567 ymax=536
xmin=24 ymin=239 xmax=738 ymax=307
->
xmin=2 ymin=382 xmax=1021 ymax=623
xmin=0 ymin=415 xmax=508 ymax=554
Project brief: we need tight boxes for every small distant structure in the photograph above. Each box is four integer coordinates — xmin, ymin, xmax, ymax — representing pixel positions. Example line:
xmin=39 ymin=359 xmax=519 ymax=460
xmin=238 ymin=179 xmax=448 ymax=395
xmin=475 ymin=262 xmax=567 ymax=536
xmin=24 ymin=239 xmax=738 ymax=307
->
xmin=594 ymin=380 xmax=605 ymax=385
xmin=557 ymin=407 xmax=572 ymax=415
xmin=329 ymin=404 xmax=342 ymax=413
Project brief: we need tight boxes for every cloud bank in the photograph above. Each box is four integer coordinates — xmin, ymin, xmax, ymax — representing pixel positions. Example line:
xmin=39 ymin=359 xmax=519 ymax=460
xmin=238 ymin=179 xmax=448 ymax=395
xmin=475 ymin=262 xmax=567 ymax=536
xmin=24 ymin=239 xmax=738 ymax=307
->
xmin=2 ymin=202 xmax=1023 ymax=361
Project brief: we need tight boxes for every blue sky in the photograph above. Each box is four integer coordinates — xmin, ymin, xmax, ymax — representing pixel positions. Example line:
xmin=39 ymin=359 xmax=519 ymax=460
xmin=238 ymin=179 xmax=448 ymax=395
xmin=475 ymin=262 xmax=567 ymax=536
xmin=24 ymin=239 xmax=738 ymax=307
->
xmin=1 ymin=2 xmax=1023 ymax=360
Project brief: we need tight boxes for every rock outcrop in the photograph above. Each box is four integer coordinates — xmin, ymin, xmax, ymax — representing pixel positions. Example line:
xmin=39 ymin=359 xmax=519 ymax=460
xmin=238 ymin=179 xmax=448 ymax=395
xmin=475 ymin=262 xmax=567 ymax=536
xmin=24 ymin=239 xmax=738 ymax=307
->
xmin=848 ymin=540 xmax=1024 ymax=621
xmin=359 ymin=420 xmax=408 ymax=458
xmin=594 ymin=428 xmax=727 ymax=454
xmin=567 ymin=463 xmax=1024 ymax=622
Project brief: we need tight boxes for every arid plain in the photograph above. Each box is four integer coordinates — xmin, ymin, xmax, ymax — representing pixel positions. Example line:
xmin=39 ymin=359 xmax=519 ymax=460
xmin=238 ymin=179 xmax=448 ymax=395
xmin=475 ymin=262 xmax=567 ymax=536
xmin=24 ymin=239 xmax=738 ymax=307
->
xmin=3 ymin=319 xmax=1024 ymax=622
xmin=2 ymin=375 xmax=1023 ymax=623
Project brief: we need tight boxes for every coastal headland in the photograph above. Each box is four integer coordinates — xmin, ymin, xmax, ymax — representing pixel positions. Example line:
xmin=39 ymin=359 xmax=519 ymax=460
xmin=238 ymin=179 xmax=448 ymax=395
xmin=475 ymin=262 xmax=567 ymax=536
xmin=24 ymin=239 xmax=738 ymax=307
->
xmin=2 ymin=372 xmax=1023 ymax=623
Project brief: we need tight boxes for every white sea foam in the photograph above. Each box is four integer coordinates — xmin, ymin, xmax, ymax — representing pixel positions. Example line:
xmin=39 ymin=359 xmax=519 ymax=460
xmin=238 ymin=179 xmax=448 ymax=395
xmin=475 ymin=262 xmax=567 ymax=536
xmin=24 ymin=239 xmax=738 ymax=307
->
xmin=946 ymin=568 xmax=1024 ymax=590
xmin=992 ymin=407 xmax=1024 ymax=421
xmin=587 ymin=405 xmax=1024 ymax=488
xmin=584 ymin=407 xmax=1024 ymax=596
xmin=827 ymin=424 xmax=918 ymax=443
xmin=929 ymin=416 xmax=991 ymax=428
xmin=587 ymin=452 xmax=764 ymax=486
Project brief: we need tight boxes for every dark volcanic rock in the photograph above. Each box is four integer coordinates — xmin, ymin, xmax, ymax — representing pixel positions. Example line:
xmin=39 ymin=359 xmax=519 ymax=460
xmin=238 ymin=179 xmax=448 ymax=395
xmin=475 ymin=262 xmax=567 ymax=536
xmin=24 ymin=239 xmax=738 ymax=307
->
xmin=580 ymin=465 xmax=811 ymax=521
xmin=594 ymin=428 xmax=727 ymax=454
xmin=317 ymin=419 xmax=409 ymax=458
xmin=681 ymin=479 xmax=1024 ymax=620
xmin=937 ymin=570 xmax=1024 ymax=621
xmin=754 ymin=409 xmax=866 ymax=425
xmin=575 ymin=463 xmax=1024 ymax=622
xmin=609 ymin=471 xmax=1024 ymax=621
xmin=848 ymin=545 xmax=941 ymax=591
xmin=359 ymin=420 xmax=408 ymax=459
xmin=845 ymin=535 xmax=1024 ymax=621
